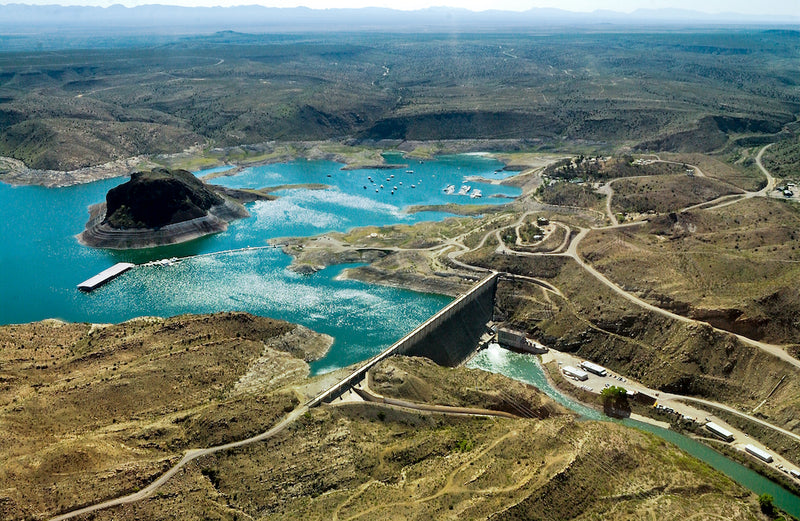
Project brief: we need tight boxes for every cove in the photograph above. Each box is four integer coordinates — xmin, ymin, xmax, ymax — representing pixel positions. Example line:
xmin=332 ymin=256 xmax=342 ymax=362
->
xmin=467 ymin=344 xmax=800 ymax=517
xmin=0 ymin=154 xmax=517 ymax=374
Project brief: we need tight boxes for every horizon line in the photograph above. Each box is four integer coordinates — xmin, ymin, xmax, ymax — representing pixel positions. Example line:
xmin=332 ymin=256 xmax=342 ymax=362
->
xmin=0 ymin=2 xmax=798 ymax=17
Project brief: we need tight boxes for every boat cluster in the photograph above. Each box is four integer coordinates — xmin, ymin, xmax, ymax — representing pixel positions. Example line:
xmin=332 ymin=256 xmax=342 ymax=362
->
xmin=443 ymin=184 xmax=482 ymax=198
xmin=143 ymin=257 xmax=179 ymax=267
xmin=364 ymin=171 xmax=422 ymax=195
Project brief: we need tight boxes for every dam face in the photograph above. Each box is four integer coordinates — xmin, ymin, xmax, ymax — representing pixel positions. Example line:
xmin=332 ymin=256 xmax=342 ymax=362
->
xmin=393 ymin=273 xmax=497 ymax=366
xmin=310 ymin=272 xmax=499 ymax=406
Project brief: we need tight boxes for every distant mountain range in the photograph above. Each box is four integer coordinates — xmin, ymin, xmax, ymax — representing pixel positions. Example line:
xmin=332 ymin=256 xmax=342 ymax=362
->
xmin=2 ymin=3 xmax=798 ymax=35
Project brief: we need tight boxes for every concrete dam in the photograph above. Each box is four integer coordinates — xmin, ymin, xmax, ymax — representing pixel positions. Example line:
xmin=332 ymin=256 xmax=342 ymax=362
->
xmin=392 ymin=272 xmax=498 ymax=366
xmin=310 ymin=271 xmax=499 ymax=406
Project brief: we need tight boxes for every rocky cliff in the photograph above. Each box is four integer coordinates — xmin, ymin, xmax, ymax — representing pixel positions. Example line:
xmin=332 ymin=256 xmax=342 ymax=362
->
xmin=78 ymin=168 xmax=251 ymax=249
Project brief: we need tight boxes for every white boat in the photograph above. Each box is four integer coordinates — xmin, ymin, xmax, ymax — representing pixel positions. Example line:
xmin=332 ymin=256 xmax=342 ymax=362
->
xmin=458 ymin=185 xmax=471 ymax=196
xmin=406 ymin=170 xmax=414 ymax=173
xmin=443 ymin=184 xmax=455 ymax=194
xmin=143 ymin=257 xmax=179 ymax=267
xmin=470 ymin=189 xmax=482 ymax=199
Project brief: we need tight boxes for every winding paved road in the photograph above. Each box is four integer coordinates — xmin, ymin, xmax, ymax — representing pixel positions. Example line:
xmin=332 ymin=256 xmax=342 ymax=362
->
xmin=513 ymin=144 xmax=800 ymax=369
xmin=755 ymin=143 xmax=777 ymax=195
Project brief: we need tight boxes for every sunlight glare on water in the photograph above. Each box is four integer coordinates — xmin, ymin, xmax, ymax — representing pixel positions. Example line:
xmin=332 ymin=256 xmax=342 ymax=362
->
xmin=0 ymin=155 xmax=519 ymax=375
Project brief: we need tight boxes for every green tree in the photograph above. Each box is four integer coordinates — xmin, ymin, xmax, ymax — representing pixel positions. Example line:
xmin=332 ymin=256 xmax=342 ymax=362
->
xmin=600 ymin=385 xmax=628 ymax=406
xmin=759 ymin=493 xmax=777 ymax=517
xmin=601 ymin=385 xmax=631 ymax=418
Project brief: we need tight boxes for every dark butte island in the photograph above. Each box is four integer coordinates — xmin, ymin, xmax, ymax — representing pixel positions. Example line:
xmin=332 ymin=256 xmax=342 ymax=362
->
xmin=78 ymin=168 xmax=270 ymax=249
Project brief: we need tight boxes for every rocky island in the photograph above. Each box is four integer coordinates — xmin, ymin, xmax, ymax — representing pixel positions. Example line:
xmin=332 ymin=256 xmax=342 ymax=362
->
xmin=78 ymin=168 xmax=266 ymax=249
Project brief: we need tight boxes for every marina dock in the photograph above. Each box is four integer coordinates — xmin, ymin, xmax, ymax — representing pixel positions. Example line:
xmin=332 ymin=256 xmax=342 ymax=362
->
xmin=77 ymin=262 xmax=135 ymax=292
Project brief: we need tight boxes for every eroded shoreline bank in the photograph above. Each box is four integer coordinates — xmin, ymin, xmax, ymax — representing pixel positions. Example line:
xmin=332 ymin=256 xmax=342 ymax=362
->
xmin=0 ymin=139 xmax=559 ymax=188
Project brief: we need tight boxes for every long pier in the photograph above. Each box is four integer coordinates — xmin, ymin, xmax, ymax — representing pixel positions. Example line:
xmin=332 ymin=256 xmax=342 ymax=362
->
xmin=309 ymin=271 xmax=499 ymax=407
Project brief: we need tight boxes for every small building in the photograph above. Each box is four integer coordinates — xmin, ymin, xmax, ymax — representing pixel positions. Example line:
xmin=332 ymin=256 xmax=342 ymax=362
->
xmin=536 ymin=217 xmax=549 ymax=226
xmin=705 ymin=421 xmax=734 ymax=442
xmin=496 ymin=327 xmax=548 ymax=354
xmin=579 ymin=361 xmax=607 ymax=377
xmin=562 ymin=365 xmax=589 ymax=381
xmin=497 ymin=327 xmax=527 ymax=349
xmin=745 ymin=444 xmax=773 ymax=463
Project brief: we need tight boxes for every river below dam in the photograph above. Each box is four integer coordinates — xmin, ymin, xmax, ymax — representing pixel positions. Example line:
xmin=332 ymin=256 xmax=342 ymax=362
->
xmin=468 ymin=344 xmax=800 ymax=517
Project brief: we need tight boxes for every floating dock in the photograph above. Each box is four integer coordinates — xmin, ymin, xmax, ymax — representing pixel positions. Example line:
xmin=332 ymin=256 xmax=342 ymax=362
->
xmin=77 ymin=262 xmax=135 ymax=292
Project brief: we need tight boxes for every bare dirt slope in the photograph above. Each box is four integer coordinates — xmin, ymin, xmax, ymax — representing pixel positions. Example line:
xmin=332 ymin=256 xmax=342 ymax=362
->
xmin=0 ymin=312 xmax=331 ymax=520
xmin=580 ymin=197 xmax=800 ymax=345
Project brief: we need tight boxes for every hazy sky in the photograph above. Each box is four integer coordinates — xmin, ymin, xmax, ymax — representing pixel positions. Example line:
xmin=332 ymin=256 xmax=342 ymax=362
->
xmin=5 ymin=0 xmax=799 ymax=16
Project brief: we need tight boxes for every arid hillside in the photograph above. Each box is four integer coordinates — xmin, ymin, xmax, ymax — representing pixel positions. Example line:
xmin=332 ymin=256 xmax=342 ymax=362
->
xmin=0 ymin=314 xmax=768 ymax=520
xmin=1 ymin=30 xmax=797 ymax=170
xmin=0 ymin=313 xmax=331 ymax=520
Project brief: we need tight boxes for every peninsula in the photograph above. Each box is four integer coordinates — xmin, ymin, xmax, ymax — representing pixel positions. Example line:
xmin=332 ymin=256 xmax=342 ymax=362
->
xmin=78 ymin=168 xmax=265 ymax=249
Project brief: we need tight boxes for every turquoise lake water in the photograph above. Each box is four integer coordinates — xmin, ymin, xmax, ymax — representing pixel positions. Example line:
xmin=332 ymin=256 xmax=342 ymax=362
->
xmin=0 ymin=154 xmax=517 ymax=373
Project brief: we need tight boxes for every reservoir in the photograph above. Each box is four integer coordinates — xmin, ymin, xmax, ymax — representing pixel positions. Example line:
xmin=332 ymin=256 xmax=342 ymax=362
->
xmin=0 ymin=154 xmax=516 ymax=372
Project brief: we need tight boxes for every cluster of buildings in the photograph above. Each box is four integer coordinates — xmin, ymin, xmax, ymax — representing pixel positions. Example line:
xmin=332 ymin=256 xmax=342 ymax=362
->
xmin=704 ymin=421 xmax=800 ymax=479
xmin=493 ymin=324 xmax=800 ymax=482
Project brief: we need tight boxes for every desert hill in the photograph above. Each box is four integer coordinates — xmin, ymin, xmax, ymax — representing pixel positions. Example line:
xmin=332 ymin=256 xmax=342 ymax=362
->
xmin=78 ymin=168 xmax=256 ymax=249
xmin=0 ymin=312 xmax=333 ymax=520
xmin=0 ymin=316 xmax=767 ymax=519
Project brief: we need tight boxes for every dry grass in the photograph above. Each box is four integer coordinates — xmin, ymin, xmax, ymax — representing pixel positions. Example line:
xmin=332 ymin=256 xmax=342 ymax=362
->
xmin=0 ymin=313 xmax=330 ymax=520
xmin=86 ymin=359 xmax=760 ymax=521
xmin=610 ymin=174 xmax=742 ymax=215
xmin=660 ymin=152 xmax=767 ymax=191
xmin=370 ymin=356 xmax=564 ymax=418
xmin=581 ymin=197 xmax=800 ymax=344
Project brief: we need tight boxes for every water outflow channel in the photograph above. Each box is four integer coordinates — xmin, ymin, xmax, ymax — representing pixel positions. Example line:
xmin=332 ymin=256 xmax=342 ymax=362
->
xmin=467 ymin=344 xmax=800 ymax=516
